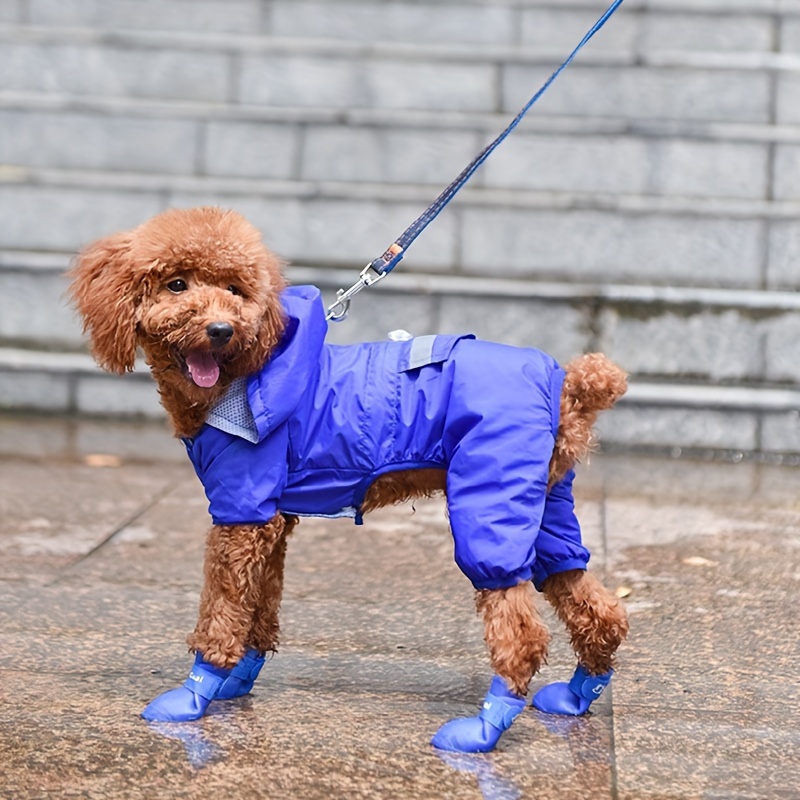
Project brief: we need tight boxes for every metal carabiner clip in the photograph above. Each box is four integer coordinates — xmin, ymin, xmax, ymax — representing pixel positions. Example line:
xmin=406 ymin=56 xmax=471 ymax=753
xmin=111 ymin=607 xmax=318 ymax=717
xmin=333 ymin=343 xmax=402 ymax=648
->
xmin=325 ymin=261 xmax=389 ymax=322
xmin=326 ymin=289 xmax=352 ymax=322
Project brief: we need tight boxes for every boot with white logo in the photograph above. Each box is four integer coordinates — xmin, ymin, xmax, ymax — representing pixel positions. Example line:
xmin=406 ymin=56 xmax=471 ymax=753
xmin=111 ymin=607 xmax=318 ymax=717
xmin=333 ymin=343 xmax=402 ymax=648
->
xmin=141 ymin=649 xmax=265 ymax=722
xmin=431 ymin=675 xmax=526 ymax=753
xmin=531 ymin=664 xmax=612 ymax=716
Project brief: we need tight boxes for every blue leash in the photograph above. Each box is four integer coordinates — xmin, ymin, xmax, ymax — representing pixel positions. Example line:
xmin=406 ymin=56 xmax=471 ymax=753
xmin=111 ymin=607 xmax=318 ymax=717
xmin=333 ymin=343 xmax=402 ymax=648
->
xmin=327 ymin=0 xmax=625 ymax=321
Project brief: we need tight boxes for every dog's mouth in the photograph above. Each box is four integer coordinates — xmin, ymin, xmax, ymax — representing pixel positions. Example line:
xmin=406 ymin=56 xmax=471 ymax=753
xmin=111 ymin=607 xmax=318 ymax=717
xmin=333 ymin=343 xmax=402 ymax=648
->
xmin=182 ymin=350 xmax=221 ymax=388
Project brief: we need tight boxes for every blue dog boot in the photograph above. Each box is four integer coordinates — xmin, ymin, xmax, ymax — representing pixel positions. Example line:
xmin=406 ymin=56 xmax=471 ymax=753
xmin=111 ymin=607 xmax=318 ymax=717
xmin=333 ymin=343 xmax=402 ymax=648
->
xmin=431 ymin=676 xmax=526 ymax=754
xmin=216 ymin=649 xmax=266 ymax=700
xmin=532 ymin=665 xmax=613 ymax=716
xmin=141 ymin=653 xmax=232 ymax=722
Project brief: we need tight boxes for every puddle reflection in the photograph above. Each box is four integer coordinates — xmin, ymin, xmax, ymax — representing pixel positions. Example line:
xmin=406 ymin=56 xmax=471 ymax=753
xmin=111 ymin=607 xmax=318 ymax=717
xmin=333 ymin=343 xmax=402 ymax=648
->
xmin=435 ymin=751 xmax=522 ymax=800
xmin=435 ymin=712 xmax=612 ymax=799
xmin=147 ymin=721 xmax=227 ymax=769
xmin=145 ymin=701 xmax=610 ymax=785
xmin=534 ymin=710 xmax=611 ymax=769
xmin=144 ymin=698 xmax=254 ymax=769
xmin=534 ymin=709 xmax=613 ymax=796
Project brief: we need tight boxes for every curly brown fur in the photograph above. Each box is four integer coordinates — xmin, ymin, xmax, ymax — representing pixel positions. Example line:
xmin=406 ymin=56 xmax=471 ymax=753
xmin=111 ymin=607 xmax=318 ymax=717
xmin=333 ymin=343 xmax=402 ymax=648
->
xmin=549 ymin=353 xmax=627 ymax=487
xmin=476 ymin=583 xmax=550 ymax=696
xmin=361 ymin=469 xmax=446 ymax=513
xmin=187 ymin=514 xmax=291 ymax=667
xmin=245 ymin=515 xmax=297 ymax=654
xmin=541 ymin=569 xmax=629 ymax=676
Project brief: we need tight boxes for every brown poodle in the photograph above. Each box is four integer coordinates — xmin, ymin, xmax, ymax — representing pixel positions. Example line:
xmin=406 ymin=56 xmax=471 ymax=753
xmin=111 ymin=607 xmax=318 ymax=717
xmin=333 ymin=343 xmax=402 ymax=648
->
xmin=70 ymin=206 xmax=628 ymax=753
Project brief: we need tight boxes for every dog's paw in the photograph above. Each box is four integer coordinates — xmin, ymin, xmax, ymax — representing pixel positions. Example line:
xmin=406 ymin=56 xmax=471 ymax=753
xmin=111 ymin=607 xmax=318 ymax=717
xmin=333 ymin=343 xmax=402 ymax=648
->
xmin=531 ymin=666 xmax=612 ymax=716
xmin=141 ymin=686 xmax=211 ymax=722
xmin=431 ymin=716 xmax=503 ymax=753
xmin=142 ymin=651 xmax=250 ymax=722
xmin=531 ymin=682 xmax=589 ymax=716
xmin=431 ymin=675 xmax=526 ymax=753
xmin=215 ymin=649 xmax=266 ymax=700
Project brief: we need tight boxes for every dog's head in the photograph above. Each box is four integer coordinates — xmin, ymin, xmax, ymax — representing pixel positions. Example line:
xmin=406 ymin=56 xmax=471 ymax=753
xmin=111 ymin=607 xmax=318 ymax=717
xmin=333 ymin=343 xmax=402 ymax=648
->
xmin=69 ymin=206 xmax=286 ymax=399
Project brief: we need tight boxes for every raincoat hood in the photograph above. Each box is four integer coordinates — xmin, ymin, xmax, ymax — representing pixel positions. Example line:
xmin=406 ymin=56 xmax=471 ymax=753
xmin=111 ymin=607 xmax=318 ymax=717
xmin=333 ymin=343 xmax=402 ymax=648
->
xmin=246 ymin=285 xmax=327 ymax=442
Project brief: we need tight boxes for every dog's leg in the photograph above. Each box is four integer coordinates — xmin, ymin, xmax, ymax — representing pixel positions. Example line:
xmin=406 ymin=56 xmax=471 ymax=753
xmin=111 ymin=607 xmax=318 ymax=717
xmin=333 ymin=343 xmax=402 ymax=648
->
xmin=186 ymin=518 xmax=288 ymax=664
xmin=246 ymin=514 xmax=295 ymax=651
xmin=476 ymin=583 xmax=551 ymax=696
xmin=431 ymin=583 xmax=548 ymax=753
xmin=214 ymin=515 xmax=297 ymax=701
xmin=532 ymin=569 xmax=629 ymax=716
xmin=141 ymin=515 xmax=288 ymax=722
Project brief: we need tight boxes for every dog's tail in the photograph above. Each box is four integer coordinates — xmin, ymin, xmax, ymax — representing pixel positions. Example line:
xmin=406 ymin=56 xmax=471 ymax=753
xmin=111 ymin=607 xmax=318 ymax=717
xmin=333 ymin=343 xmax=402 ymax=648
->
xmin=549 ymin=353 xmax=627 ymax=485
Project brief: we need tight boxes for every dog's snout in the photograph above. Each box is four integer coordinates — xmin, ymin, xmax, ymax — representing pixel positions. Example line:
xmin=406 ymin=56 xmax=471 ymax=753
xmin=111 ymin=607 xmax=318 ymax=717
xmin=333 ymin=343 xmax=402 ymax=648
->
xmin=206 ymin=321 xmax=234 ymax=348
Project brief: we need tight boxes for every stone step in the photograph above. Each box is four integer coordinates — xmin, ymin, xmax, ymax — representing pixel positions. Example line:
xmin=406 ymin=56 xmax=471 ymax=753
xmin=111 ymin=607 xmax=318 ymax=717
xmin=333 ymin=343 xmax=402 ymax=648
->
xmin=3 ymin=94 xmax=800 ymax=203
xmin=4 ymin=88 xmax=800 ymax=143
xmin=2 ymin=344 xmax=800 ymax=457
xmin=0 ymin=250 xmax=83 ymax=351
xmin=2 ymin=167 xmax=799 ymax=292
xmin=2 ymin=20 xmax=799 ymax=124
xmin=5 ymin=0 xmax=799 ymax=54
xmin=5 ymin=249 xmax=800 ymax=389
xmin=0 ymin=346 xmax=160 ymax=418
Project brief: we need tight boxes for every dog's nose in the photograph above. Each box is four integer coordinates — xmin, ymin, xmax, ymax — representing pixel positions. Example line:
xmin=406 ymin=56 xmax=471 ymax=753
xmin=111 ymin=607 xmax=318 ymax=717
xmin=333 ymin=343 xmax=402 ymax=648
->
xmin=206 ymin=322 xmax=234 ymax=348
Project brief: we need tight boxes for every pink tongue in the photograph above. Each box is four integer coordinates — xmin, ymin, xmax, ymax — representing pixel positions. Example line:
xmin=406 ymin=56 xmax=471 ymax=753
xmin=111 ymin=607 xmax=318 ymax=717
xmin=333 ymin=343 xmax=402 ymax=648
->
xmin=185 ymin=351 xmax=220 ymax=388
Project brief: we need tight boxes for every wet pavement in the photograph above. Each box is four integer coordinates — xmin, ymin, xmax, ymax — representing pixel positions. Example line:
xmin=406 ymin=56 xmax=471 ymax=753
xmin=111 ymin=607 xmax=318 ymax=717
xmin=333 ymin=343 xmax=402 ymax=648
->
xmin=1 ymin=413 xmax=798 ymax=800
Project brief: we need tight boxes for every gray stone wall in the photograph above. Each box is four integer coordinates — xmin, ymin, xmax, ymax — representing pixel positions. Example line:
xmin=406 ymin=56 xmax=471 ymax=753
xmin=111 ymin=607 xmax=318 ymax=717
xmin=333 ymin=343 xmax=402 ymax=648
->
xmin=2 ymin=0 xmax=800 ymax=455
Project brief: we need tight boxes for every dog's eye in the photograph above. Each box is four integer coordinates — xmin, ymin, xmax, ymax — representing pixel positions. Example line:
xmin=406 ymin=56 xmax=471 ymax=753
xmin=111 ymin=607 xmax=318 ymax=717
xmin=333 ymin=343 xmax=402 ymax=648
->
xmin=228 ymin=285 xmax=243 ymax=296
xmin=167 ymin=279 xmax=188 ymax=293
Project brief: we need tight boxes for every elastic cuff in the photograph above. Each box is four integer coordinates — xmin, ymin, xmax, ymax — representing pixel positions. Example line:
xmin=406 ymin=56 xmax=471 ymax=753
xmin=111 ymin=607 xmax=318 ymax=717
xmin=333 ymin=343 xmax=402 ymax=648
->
xmin=469 ymin=568 xmax=533 ymax=592
xmin=184 ymin=663 xmax=229 ymax=700
xmin=532 ymin=559 xmax=589 ymax=592
xmin=228 ymin=649 xmax=265 ymax=682
xmin=478 ymin=681 xmax=525 ymax=732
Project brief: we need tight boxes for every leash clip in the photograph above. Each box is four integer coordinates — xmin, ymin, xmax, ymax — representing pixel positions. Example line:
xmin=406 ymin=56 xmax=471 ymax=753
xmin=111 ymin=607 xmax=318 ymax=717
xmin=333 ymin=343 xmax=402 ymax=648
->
xmin=326 ymin=243 xmax=404 ymax=322
xmin=326 ymin=261 xmax=388 ymax=322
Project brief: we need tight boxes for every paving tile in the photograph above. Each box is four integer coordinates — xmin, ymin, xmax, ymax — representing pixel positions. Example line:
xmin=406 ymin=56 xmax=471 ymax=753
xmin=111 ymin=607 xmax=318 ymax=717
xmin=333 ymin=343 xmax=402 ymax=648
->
xmin=0 ymin=432 xmax=800 ymax=800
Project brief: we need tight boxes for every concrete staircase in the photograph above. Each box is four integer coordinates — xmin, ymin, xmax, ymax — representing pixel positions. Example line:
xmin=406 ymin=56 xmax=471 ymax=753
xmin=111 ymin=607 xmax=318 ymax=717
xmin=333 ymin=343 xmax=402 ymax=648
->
xmin=3 ymin=0 xmax=800 ymax=457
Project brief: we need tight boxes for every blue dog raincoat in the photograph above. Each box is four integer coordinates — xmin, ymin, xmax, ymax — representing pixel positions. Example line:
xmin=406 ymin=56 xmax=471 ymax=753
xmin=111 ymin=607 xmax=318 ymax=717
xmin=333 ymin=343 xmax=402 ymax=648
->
xmin=184 ymin=285 xmax=589 ymax=591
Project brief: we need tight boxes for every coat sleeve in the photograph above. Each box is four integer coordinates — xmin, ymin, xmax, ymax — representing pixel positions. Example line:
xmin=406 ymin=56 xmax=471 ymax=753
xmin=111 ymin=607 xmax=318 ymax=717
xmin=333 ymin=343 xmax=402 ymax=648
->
xmin=440 ymin=341 xmax=568 ymax=591
xmin=531 ymin=469 xmax=589 ymax=590
xmin=445 ymin=416 xmax=554 ymax=591
xmin=185 ymin=425 xmax=289 ymax=525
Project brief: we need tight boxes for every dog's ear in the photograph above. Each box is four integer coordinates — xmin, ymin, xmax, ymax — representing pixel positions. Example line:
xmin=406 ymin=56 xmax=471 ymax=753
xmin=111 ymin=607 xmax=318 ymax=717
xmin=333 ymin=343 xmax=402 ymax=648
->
xmin=69 ymin=231 xmax=141 ymax=374
xmin=243 ymin=248 xmax=288 ymax=371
